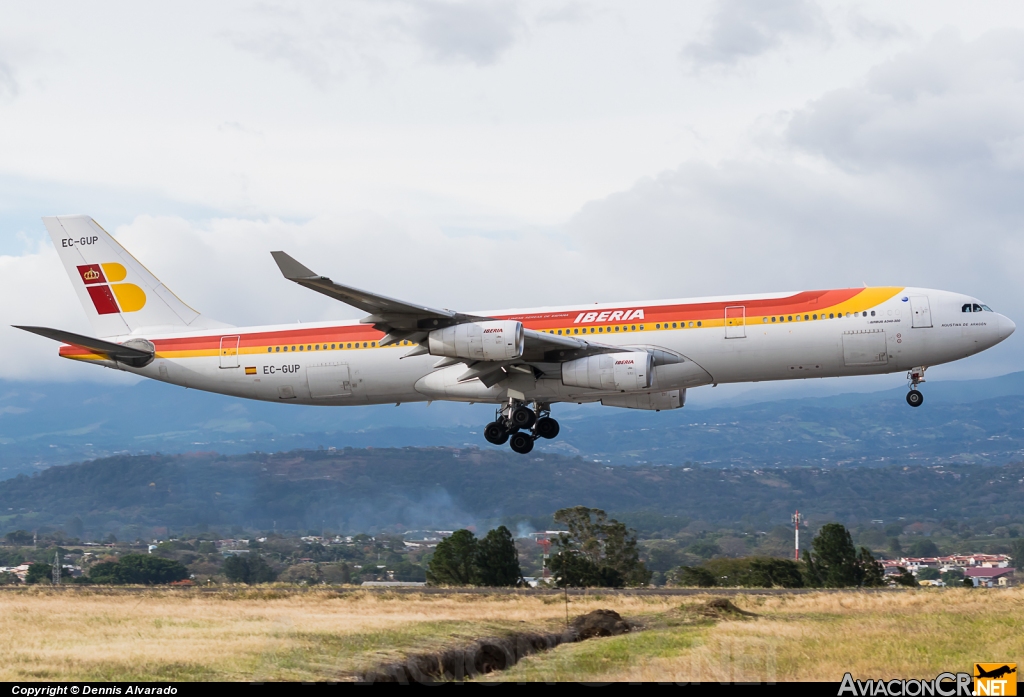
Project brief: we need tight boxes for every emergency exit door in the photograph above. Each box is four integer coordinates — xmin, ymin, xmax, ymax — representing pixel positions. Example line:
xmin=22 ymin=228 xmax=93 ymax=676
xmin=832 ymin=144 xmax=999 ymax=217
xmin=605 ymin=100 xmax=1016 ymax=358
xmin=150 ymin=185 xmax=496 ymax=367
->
xmin=725 ymin=306 xmax=746 ymax=339
xmin=219 ymin=335 xmax=240 ymax=368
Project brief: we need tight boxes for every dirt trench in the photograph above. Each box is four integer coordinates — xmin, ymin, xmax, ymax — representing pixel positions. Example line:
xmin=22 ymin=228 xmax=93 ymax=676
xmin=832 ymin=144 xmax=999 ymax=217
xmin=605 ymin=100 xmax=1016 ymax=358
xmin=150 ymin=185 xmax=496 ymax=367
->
xmin=356 ymin=609 xmax=634 ymax=683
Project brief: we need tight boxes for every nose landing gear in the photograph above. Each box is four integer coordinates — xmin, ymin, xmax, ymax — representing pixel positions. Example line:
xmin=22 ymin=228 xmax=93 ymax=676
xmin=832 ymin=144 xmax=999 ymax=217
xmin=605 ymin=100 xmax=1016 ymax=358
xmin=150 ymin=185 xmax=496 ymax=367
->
xmin=906 ymin=366 xmax=927 ymax=408
xmin=483 ymin=399 xmax=560 ymax=454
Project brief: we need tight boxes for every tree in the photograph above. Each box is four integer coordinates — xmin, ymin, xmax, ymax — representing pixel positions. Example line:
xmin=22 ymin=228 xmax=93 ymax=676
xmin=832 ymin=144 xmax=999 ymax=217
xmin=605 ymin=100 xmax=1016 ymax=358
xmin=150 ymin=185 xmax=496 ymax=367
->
xmin=916 ymin=567 xmax=941 ymax=581
xmin=86 ymin=555 xmax=188 ymax=584
xmin=426 ymin=530 xmax=479 ymax=585
xmin=4 ymin=530 xmax=33 ymax=546
xmin=887 ymin=537 xmax=902 ymax=555
xmin=962 ymin=576 xmax=975 ymax=588
xmin=940 ymin=568 xmax=964 ymax=585
xmin=748 ymin=558 xmax=806 ymax=588
xmin=686 ymin=541 xmax=721 ymax=559
xmin=858 ymin=547 xmax=886 ymax=587
xmin=893 ymin=567 xmax=918 ymax=587
xmin=677 ymin=566 xmax=717 ymax=587
xmin=804 ymin=524 xmax=884 ymax=588
xmin=24 ymin=562 xmax=52 ymax=584
xmin=1010 ymin=539 xmax=1024 ymax=571
xmin=66 ymin=517 xmax=85 ymax=539
xmin=475 ymin=526 xmax=522 ymax=587
xmin=908 ymin=539 xmax=939 ymax=557
xmin=223 ymin=554 xmax=277 ymax=584
xmin=548 ymin=506 xmax=651 ymax=587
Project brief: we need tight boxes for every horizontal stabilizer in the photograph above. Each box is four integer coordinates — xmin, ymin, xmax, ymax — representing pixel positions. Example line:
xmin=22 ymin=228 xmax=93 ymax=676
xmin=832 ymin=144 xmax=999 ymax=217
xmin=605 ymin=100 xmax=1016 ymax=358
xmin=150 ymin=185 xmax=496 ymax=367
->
xmin=14 ymin=325 xmax=154 ymax=365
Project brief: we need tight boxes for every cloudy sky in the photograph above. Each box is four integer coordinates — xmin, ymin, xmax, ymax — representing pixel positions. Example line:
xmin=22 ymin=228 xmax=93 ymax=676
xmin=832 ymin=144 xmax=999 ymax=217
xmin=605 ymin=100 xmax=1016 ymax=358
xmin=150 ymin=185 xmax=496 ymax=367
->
xmin=1 ymin=0 xmax=1022 ymax=390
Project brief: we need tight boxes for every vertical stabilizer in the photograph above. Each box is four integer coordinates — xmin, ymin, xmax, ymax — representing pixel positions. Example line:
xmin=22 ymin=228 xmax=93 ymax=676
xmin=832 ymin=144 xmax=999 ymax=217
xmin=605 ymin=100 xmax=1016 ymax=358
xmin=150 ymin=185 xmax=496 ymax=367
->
xmin=43 ymin=215 xmax=227 ymax=337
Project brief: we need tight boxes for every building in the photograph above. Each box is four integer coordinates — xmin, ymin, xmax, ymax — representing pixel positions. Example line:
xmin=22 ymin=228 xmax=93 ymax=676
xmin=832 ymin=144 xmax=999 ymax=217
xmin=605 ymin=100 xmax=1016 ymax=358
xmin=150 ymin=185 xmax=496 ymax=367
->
xmin=964 ymin=567 xmax=1015 ymax=588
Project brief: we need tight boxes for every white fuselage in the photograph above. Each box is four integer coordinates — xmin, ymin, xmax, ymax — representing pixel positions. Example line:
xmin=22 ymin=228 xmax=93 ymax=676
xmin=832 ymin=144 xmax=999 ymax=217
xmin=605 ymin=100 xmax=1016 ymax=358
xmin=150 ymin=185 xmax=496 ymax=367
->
xmin=61 ymin=286 xmax=1014 ymax=409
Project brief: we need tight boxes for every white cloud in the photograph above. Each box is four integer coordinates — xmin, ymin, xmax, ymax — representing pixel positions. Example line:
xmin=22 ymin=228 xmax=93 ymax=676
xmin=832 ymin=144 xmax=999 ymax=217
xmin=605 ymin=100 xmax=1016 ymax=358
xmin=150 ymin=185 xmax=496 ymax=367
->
xmin=413 ymin=0 xmax=523 ymax=66
xmin=682 ymin=0 xmax=831 ymax=70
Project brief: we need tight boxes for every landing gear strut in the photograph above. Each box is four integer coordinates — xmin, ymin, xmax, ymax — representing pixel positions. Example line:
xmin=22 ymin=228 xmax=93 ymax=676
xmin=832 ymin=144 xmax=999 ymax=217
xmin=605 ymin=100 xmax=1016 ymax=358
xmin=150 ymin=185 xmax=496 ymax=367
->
xmin=906 ymin=366 xmax=926 ymax=408
xmin=483 ymin=399 xmax=560 ymax=454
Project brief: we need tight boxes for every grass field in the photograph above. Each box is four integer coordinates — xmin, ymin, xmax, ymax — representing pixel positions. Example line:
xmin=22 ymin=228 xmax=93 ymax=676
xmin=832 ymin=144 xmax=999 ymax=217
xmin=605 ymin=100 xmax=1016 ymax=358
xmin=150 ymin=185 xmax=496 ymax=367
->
xmin=0 ymin=587 xmax=1020 ymax=682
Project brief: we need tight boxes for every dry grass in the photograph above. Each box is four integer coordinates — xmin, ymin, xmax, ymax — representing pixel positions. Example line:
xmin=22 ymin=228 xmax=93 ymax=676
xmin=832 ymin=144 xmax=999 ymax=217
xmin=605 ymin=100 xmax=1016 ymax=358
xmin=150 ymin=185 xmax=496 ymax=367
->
xmin=4 ymin=588 xmax=1021 ymax=682
xmin=0 ymin=588 xmax=678 ymax=681
xmin=493 ymin=589 xmax=1024 ymax=683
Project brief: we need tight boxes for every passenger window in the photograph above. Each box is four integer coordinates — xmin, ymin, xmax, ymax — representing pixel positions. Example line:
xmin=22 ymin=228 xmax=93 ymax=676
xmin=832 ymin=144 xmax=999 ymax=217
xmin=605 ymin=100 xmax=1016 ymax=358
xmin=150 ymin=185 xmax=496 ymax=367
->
xmin=771 ymin=317 xmax=776 ymax=323
xmin=347 ymin=343 xmax=352 ymax=348
xmin=804 ymin=315 xmax=809 ymax=320
xmin=574 ymin=329 xmax=579 ymax=334
xmin=275 ymin=347 xmax=280 ymax=352
xmin=557 ymin=329 xmax=562 ymax=335
xmin=696 ymin=321 xmax=701 ymax=327
xmin=813 ymin=314 xmax=817 ymax=320
xmin=828 ymin=314 xmax=834 ymax=319
xmin=299 ymin=345 xmax=304 ymax=351
xmin=331 ymin=344 xmax=336 ymax=349
xmin=672 ymin=323 xmax=677 ymax=328
xmin=267 ymin=347 xmax=272 ymax=352
xmin=689 ymin=321 xmax=694 ymax=327
xmin=763 ymin=317 xmax=768 ymax=323
xmin=870 ymin=311 xmax=875 ymax=317
xmin=615 ymin=326 xmax=620 ymax=332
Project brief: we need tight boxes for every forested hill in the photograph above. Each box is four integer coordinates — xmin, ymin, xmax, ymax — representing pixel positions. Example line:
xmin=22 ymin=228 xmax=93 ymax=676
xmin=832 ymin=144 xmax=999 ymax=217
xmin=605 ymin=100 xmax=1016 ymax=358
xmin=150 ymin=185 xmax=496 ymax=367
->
xmin=5 ymin=372 xmax=1024 ymax=477
xmin=1 ymin=448 xmax=1021 ymax=535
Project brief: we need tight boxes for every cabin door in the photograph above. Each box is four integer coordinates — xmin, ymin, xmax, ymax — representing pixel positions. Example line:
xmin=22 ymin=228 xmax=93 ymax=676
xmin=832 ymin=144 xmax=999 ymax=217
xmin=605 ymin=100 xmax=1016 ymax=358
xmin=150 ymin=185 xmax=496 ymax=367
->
xmin=910 ymin=296 xmax=933 ymax=328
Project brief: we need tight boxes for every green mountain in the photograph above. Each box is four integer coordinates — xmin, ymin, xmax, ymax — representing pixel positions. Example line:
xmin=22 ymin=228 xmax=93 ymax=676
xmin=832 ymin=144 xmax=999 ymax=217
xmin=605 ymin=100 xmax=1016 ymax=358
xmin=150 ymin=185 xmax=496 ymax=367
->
xmin=2 ymin=448 xmax=1021 ymax=536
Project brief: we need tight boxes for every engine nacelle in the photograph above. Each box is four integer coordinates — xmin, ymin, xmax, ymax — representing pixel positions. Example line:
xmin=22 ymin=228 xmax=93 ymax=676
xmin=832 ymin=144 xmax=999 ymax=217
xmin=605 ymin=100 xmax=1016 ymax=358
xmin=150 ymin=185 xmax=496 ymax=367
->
xmin=561 ymin=351 xmax=653 ymax=392
xmin=428 ymin=320 xmax=524 ymax=361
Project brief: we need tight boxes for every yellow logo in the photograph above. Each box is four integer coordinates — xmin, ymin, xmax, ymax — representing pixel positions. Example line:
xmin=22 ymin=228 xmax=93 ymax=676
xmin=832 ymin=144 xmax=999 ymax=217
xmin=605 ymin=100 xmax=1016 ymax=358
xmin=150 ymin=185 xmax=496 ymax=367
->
xmin=83 ymin=269 xmax=100 ymax=281
xmin=975 ymin=664 xmax=1017 ymax=696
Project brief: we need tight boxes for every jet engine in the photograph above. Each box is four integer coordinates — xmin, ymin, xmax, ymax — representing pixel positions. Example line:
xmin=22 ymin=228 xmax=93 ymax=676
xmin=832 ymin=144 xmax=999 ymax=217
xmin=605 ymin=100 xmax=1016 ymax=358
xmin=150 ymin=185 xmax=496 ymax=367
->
xmin=561 ymin=351 xmax=653 ymax=392
xmin=428 ymin=320 xmax=525 ymax=361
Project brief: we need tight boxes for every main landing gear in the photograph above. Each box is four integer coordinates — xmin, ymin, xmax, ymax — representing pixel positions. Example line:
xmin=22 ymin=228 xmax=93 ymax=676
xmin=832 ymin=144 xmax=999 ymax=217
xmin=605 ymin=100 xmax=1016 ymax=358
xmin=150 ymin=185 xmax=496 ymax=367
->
xmin=483 ymin=400 xmax=560 ymax=454
xmin=906 ymin=366 xmax=926 ymax=408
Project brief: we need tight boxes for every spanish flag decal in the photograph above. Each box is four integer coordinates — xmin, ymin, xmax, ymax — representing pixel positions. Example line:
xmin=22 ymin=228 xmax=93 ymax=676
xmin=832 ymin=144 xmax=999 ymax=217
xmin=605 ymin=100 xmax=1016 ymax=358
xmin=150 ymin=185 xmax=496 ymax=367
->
xmin=245 ymin=367 xmax=257 ymax=375
xmin=76 ymin=263 xmax=146 ymax=314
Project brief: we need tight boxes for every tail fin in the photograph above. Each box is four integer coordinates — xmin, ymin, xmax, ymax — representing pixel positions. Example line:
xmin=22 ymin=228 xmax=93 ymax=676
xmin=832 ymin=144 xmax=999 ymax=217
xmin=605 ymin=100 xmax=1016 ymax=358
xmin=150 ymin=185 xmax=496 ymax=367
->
xmin=43 ymin=215 xmax=228 ymax=338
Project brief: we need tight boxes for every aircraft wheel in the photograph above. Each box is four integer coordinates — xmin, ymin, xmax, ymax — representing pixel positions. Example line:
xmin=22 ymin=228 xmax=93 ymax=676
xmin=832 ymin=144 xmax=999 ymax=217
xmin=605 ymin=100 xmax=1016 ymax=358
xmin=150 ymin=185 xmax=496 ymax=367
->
xmin=535 ymin=417 xmax=560 ymax=439
xmin=509 ymin=431 xmax=534 ymax=454
xmin=484 ymin=421 xmax=509 ymax=445
xmin=510 ymin=406 xmax=536 ymax=430
xmin=906 ymin=390 xmax=924 ymax=408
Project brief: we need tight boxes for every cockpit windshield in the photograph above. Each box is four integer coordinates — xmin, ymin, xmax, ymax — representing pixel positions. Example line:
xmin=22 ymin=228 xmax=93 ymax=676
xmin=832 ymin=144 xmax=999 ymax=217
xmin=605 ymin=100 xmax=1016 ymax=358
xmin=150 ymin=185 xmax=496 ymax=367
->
xmin=962 ymin=303 xmax=994 ymax=312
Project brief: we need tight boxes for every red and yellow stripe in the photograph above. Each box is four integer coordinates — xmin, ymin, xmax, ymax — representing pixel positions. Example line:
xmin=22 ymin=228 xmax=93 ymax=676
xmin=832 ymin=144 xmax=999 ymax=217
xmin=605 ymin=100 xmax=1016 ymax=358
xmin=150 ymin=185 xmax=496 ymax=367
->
xmin=57 ymin=287 xmax=903 ymax=362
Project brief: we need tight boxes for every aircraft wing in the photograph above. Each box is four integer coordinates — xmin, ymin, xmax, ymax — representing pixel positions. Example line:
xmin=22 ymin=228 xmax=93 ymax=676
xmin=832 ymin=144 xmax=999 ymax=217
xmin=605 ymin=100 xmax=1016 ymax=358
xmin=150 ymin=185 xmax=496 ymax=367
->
xmin=271 ymin=252 xmax=636 ymax=371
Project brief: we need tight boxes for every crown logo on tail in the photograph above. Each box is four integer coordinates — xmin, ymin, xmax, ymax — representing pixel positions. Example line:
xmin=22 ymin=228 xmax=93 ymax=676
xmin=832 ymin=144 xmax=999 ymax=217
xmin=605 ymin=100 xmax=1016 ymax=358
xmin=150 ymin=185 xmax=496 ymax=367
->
xmin=83 ymin=269 xmax=100 ymax=281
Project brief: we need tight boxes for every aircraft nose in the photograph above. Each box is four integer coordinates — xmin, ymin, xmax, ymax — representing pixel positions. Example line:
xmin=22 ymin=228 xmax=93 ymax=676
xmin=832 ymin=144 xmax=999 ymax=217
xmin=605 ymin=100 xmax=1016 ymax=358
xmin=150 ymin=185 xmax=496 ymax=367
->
xmin=998 ymin=314 xmax=1016 ymax=341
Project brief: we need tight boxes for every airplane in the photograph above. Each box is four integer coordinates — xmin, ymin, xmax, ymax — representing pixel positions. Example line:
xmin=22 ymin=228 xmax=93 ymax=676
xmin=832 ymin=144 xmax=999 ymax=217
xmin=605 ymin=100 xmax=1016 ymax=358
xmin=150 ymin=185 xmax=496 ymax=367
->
xmin=15 ymin=215 xmax=1016 ymax=455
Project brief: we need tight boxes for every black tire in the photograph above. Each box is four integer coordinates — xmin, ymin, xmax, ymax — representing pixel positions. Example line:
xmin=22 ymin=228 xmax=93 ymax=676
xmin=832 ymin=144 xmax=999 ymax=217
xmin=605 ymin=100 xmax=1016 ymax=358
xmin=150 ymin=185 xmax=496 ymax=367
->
xmin=509 ymin=431 xmax=534 ymax=454
xmin=510 ymin=406 xmax=536 ymax=430
xmin=906 ymin=390 xmax=924 ymax=407
xmin=484 ymin=421 xmax=509 ymax=445
xmin=535 ymin=417 xmax=560 ymax=440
